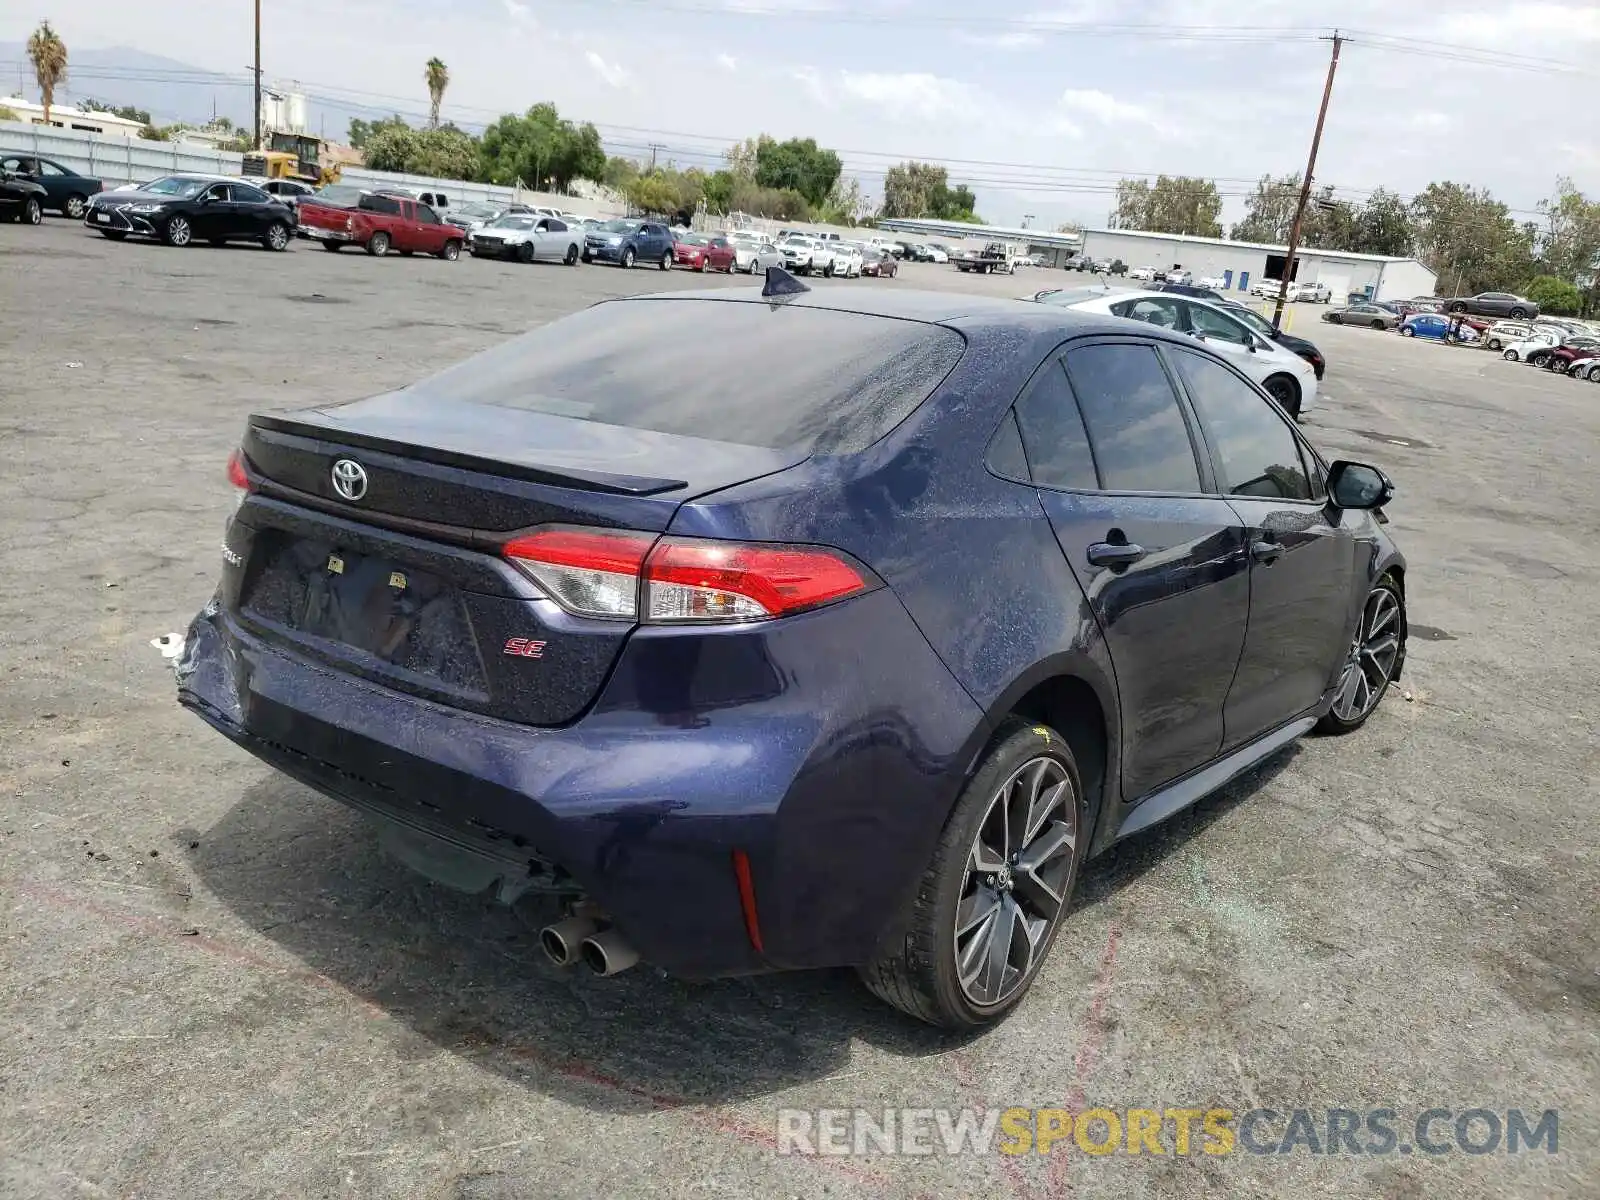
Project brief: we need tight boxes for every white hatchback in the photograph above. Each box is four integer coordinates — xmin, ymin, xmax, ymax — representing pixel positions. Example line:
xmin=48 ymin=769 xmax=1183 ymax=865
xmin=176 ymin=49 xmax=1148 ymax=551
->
xmin=1057 ymin=290 xmax=1319 ymax=419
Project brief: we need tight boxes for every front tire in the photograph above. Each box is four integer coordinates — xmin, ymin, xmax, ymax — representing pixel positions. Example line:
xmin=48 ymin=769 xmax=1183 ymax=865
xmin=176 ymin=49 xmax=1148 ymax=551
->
xmin=264 ymin=222 xmax=290 ymax=251
xmin=859 ymin=719 xmax=1084 ymax=1029
xmin=440 ymin=239 xmax=461 ymax=261
xmin=1487 ymin=338 xmax=1502 ymax=350
xmin=366 ymin=231 xmax=390 ymax=257
xmin=1448 ymin=301 xmax=1466 ymax=314
xmin=1318 ymin=578 xmax=1405 ymax=734
xmin=564 ymin=243 xmax=579 ymax=266
xmin=621 ymin=246 xmax=636 ymax=269
xmin=163 ymin=214 xmax=191 ymax=246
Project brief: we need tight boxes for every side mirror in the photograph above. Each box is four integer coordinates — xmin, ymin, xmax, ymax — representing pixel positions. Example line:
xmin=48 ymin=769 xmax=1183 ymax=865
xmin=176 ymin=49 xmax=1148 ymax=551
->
xmin=1327 ymin=461 xmax=1394 ymax=510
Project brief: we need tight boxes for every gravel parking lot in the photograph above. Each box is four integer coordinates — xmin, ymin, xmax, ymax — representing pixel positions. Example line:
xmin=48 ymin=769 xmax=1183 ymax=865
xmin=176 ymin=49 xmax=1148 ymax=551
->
xmin=2 ymin=223 xmax=1595 ymax=1200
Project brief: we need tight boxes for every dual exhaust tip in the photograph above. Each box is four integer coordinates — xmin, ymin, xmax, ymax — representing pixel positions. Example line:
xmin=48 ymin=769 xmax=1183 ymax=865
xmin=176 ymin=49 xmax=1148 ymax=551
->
xmin=540 ymin=915 xmax=640 ymax=977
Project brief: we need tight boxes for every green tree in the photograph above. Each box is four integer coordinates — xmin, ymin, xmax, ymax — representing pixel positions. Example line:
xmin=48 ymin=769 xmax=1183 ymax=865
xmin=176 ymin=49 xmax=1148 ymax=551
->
xmin=1112 ymin=176 xmax=1222 ymax=237
xmin=26 ymin=21 xmax=68 ymax=126
xmin=0 ymin=105 xmax=18 ymax=121
xmin=702 ymin=168 xmax=737 ymax=214
xmin=478 ymin=104 xmax=606 ymax=191
xmin=425 ymin=58 xmax=449 ymax=129
xmin=80 ymin=98 xmax=152 ymax=124
xmin=1352 ymin=188 xmax=1413 ymax=257
xmin=1524 ymin=275 xmax=1583 ymax=315
xmin=1411 ymin=181 xmax=1535 ymax=295
xmin=754 ymin=137 xmax=841 ymax=208
xmin=1536 ymin=178 xmax=1600 ymax=286
xmin=883 ymin=161 xmax=945 ymax=219
xmin=602 ymin=155 xmax=640 ymax=191
xmin=1230 ymin=174 xmax=1300 ymax=243
xmin=627 ymin=168 xmax=701 ymax=217
xmin=349 ymin=115 xmax=409 ymax=150
xmin=725 ymin=135 xmax=772 ymax=181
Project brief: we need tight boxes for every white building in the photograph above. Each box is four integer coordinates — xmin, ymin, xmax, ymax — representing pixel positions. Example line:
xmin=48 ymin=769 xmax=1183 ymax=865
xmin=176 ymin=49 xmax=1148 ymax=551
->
xmin=0 ymin=96 xmax=147 ymax=137
xmin=1077 ymin=227 xmax=1437 ymax=302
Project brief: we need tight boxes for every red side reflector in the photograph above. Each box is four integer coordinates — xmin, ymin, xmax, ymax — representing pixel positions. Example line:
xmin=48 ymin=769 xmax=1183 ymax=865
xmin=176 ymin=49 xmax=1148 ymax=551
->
xmin=226 ymin=448 xmax=251 ymax=491
xmin=731 ymin=849 xmax=765 ymax=954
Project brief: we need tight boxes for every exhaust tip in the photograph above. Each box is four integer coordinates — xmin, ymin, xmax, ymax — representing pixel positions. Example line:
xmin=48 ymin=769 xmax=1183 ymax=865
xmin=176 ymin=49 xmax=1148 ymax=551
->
xmin=539 ymin=916 xmax=600 ymax=967
xmin=580 ymin=928 xmax=641 ymax=977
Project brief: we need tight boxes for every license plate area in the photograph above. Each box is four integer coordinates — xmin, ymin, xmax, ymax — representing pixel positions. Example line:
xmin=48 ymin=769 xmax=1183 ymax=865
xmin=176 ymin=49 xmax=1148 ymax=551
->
xmin=94 ymin=212 xmax=111 ymax=223
xmin=242 ymin=532 xmax=486 ymax=692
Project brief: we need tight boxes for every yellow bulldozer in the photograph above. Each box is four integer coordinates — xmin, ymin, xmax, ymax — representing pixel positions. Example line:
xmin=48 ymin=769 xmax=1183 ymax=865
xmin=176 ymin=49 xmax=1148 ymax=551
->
xmin=242 ymin=131 xmax=342 ymax=188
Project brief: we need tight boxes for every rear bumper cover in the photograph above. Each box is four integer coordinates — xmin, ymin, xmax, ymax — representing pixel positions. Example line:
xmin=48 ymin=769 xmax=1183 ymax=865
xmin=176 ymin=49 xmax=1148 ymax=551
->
xmin=177 ymin=586 xmax=983 ymax=978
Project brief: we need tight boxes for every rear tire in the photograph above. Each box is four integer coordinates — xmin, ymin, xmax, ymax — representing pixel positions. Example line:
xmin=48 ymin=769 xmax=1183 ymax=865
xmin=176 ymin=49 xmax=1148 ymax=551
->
xmin=64 ymin=194 xmax=87 ymax=219
xmin=1264 ymin=375 xmax=1301 ymax=418
xmin=1509 ymin=307 xmax=1527 ymax=319
xmin=366 ymin=231 xmax=390 ymax=257
xmin=858 ymin=719 xmax=1085 ymax=1029
xmin=321 ymin=241 xmax=342 ymax=252
xmin=1400 ymin=326 xmax=1414 ymax=337
xmin=660 ymin=250 xmax=673 ymax=270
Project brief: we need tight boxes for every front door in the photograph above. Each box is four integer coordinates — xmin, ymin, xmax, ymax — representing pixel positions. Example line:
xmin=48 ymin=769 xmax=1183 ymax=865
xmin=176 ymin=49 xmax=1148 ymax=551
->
xmin=1016 ymin=339 xmax=1252 ymax=801
xmin=1179 ymin=298 xmax=1264 ymax=375
xmin=414 ymin=203 xmax=446 ymax=252
xmin=1164 ymin=347 xmax=1357 ymax=747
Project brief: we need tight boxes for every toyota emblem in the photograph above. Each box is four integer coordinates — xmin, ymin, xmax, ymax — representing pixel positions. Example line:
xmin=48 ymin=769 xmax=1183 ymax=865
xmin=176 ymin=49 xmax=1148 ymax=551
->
xmin=331 ymin=458 xmax=368 ymax=501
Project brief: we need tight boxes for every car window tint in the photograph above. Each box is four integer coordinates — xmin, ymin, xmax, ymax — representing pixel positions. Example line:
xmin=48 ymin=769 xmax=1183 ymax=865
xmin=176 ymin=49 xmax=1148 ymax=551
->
xmin=1062 ymin=344 xmax=1201 ymax=492
xmin=406 ymin=298 xmax=966 ymax=455
xmin=986 ymin=411 xmax=1030 ymax=481
xmin=203 ymin=184 xmax=230 ymax=201
xmin=1110 ymin=297 xmax=1183 ymax=330
xmin=548 ymin=218 xmax=567 ymax=232
xmin=1187 ymin=303 xmax=1252 ymax=345
xmin=1171 ymin=350 xmax=1311 ymax=500
xmin=362 ymin=193 xmax=402 ymax=215
xmin=39 ymin=160 xmax=65 ymax=176
xmin=1013 ymin=359 xmax=1098 ymax=490
xmin=416 ymin=205 xmax=440 ymax=224
xmin=234 ymin=184 xmax=268 ymax=204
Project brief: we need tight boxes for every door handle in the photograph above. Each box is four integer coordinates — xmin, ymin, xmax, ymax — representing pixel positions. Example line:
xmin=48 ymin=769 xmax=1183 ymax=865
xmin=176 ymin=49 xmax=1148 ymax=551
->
xmin=1250 ymin=539 xmax=1283 ymax=564
xmin=1087 ymin=541 xmax=1147 ymax=568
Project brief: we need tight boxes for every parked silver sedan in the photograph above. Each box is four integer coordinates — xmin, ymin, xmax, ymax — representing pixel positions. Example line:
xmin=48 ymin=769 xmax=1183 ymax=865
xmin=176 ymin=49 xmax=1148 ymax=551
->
xmin=1322 ymin=303 xmax=1400 ymax=330
xmin=468 ymin=214 xmax=583 ymax=265
xmin=747 ymin=240 xmax=787 ymax=274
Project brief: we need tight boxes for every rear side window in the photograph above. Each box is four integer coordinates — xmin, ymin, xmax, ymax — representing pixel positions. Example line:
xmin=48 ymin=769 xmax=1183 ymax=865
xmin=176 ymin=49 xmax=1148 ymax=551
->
xmin=1062 ymin=344 xmax=1201 ymax=493
xmin=1014 ymin=359 xmax=1097 ymax=490
xmin=404 ymin=298 xmax=966 ymax=454
xmin=360 ymin=193 xmax=402 ymax=215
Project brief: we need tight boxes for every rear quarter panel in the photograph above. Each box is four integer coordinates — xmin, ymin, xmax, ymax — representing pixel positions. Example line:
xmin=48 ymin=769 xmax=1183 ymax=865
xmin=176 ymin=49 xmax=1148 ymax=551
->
xmin=668 ymin=322 xmax=1124 ymax=850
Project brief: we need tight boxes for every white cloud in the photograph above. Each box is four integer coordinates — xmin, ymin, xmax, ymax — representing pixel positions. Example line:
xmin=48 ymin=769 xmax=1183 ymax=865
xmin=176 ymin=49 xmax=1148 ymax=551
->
xmin=584 ymin=51 xmax=633 ymax=89
xmin=808 ymin=71 xmax=985 ymax=123
xmin=1058 ymin=88 xmax=1159 ymax=127
xmin=1405 ymin=111 xmax=1451 ymax=132
xmin=955 ymin=30 xmax=1042 ymax=49
xmin=501 ymin=0 xmax=531 ymax=20
xmin=1442 ymin=3 xmax=1600 ymax=44
xmin=717 ymin=52 xmax=738 ymax=71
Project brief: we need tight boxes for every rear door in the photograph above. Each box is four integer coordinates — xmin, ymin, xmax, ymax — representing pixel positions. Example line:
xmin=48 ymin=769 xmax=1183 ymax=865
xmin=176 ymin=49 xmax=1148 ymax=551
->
xmin=229 ymin=181 xmax=275 ymax=236
xmin=1165 ymin=347 xmax=1355 ymax=747
xmin=1017 ymin=338 xmax=1251 ymax=800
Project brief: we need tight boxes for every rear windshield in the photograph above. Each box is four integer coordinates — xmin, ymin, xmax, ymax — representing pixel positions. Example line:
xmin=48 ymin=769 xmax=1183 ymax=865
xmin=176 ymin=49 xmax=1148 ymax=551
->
xmin=405 ymin=298 xmax=966 ymax=454
xmin=311 ymin=185 xmax=365 ymax=208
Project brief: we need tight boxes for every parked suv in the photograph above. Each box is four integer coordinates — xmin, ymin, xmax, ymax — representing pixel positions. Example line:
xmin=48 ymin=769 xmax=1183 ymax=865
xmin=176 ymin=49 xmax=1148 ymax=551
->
xmin=179 ymin=288 xmax=1405 ymax=1030
xmin=583 ymin=219 xmax=675 ymax=268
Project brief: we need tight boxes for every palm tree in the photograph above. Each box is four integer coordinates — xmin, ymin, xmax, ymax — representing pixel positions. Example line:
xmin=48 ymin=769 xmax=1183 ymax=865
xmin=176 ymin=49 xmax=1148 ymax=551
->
xmin=27 ymin=21 xmax=68 ymax=126
xmin=424 ymin=58 xmax=449 ymax=129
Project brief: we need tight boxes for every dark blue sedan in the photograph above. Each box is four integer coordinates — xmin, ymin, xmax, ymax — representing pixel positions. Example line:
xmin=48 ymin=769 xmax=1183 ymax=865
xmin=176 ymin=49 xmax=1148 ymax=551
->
xmin=178 ymin=279 xmax=1408 ymax=1028
xmin=0 ymin=152 xmax=103 ymax=218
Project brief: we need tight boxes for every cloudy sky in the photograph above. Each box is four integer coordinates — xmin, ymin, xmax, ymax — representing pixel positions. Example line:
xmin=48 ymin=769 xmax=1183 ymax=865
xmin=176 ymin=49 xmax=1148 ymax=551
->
xmin=3 ymin=0 xmax=1595 ymax=226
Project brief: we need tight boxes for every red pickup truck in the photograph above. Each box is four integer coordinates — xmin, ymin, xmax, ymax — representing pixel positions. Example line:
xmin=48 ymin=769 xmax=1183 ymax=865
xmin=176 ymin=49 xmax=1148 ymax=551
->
xmin=297 ymin=187 xmax=466 ymax=259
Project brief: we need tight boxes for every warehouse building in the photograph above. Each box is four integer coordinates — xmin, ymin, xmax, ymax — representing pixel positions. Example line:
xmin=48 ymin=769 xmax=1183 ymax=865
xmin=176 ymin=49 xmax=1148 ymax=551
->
xmin=1077 ymin=227 xmax=1437 ymax=301
xmin=875 ymin=217 xmax=1082 ymax=266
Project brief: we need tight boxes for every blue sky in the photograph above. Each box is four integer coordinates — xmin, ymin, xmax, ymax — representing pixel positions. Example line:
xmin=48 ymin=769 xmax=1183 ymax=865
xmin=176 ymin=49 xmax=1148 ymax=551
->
xmin=4 ymin=0 xmax=1595 ymax=226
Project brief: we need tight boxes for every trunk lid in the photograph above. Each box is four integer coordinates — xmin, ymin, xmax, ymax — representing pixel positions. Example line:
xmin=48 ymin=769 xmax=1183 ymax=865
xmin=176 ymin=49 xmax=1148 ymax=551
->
xmin=233 ymin=395 xmax=802 ymax=726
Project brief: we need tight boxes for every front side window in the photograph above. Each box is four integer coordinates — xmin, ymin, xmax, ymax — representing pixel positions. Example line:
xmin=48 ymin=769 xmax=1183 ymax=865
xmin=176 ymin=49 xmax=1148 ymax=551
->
xmin=416 ymin=205 xmax=440 ymax=225
xmin=1171 ymin=350 xmax=1312 ymax=501
xmin=1062 ymin=344 xmax=1201 ymax=493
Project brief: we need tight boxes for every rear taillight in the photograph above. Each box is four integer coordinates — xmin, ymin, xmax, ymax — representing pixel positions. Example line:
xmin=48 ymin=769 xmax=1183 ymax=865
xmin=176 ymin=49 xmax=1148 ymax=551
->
xmin=502 ymin=528 xmax=873 ymax=624
xmin=226 ymin=448 xmax=251 ymax=491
